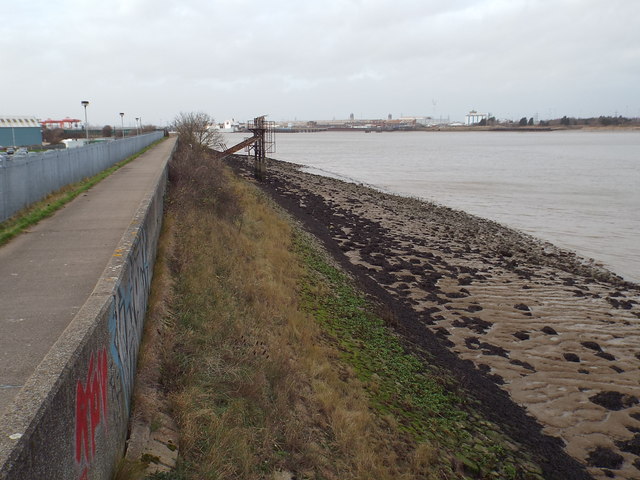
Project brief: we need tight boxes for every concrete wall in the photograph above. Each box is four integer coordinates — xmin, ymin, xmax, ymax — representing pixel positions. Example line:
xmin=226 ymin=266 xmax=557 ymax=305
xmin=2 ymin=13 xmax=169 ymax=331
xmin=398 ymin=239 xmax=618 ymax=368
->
xmin=0 ymin=139 xmax=176 ymax=480
xmin=0 ymin=131 xmax=163 ymax=222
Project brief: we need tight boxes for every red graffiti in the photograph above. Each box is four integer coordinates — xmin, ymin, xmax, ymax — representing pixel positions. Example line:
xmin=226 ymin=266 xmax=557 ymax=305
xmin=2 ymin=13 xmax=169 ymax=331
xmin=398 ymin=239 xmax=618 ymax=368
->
xmin=75 ymin=349 xmax=108 ymax=467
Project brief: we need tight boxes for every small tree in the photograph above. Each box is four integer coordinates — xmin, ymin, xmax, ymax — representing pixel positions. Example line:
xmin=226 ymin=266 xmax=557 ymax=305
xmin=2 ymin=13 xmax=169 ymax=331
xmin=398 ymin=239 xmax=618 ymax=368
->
xmin=42 ymin=127 xmax=65 ymax=145
xmin=519 ymin=117 xmax=528 ymax=126
xmin=528 ymin=117 xmax=534 ymax=126
xmin=102 ymin=125 xmax=113 ymax=137
xmin=172 ymin=112 xmax=223 ymax=150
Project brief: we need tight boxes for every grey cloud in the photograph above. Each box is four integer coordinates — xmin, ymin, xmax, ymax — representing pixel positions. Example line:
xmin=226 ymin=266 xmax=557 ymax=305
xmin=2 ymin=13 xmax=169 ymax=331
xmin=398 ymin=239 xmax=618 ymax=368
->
xmin=2 ymin=0 xmax=639 ymax=124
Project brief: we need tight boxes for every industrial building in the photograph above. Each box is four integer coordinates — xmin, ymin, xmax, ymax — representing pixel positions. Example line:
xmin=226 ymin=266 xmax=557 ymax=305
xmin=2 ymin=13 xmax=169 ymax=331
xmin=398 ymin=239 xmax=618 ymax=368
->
xmin=465 ymin=110 xmax=488 ymax=125
xmin=0 ymin=116 xmax=42 ymax=148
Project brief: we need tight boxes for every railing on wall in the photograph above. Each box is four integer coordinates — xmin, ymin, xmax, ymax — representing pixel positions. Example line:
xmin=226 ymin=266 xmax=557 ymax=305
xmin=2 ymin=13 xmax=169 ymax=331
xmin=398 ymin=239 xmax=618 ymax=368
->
xmin=0 ymin=132 xmax=163 ymax=222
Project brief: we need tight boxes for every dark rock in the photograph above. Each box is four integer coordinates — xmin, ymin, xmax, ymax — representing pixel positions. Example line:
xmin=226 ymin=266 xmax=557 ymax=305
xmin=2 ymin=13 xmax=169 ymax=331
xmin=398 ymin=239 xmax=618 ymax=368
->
xmin=514 ymin=303 xmax=530 ymax=311
xmin=631 ymin=412 xmax=640 ymax=422
xmin=467 ymin=304 xmax=483 ymax=312
xmin=439 ymin=337 xmax=455 ymax=348
xmin=509 ymin=359 xmax=536 ymax=371
xmin=513 ymin=331 xmax=530 ymax=341
xmin=452 ymin=316 xmax=493 ymax=334
xmin=563 ymin=353 xmax=580 ymax=362
xmin=589 ymin=391 xmax=639 ymax=411
xmin=596 ymin=351 xmax=616 ymax=361
xmin=541 ymin=326 xmax=558 ymax=335
xmin=610 ymin=366 xmax=624 ymax=373
xmin=480 ymin=342 xmax=509 ymax=358
xmin=578 ymin=369 xmax=590 ymax=374
xmin=616 ymin=433 xmax=640 ymax=455
xmin=445 ymin=291 xmax=469 ymax=299
xmin=607 ymin=297 xmax=621 ymax=309
xmin=465 ymin=337 xmax=480 ymax=350
xmin=434 ymin=327 xmax=451 ymax=337
xmin=477 ymin=363 xmax=491 ymax=374
xmin=586 ymin=446 xmax=623 ymax=469
xmin=581 ymin=341 xmax=602 ymax=352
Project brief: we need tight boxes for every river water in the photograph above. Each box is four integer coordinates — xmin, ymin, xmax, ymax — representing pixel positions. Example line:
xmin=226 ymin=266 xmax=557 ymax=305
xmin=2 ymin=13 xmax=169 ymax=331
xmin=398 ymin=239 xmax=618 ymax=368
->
xmin=229 ymin=130 xmax=640 ymax=283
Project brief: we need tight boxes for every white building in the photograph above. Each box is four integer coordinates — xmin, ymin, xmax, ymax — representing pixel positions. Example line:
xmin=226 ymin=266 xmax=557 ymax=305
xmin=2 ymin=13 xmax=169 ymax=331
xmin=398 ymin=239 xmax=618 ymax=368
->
xmin=216 ymin=119 xmax=240 ymax=133
xmin=465 ymin=110 xmax=488 ymax=125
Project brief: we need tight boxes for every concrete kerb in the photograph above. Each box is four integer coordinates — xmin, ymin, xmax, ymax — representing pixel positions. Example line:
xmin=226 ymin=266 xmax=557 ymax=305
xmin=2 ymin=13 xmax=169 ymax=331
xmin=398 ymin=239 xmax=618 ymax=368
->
xmin=0 ymin=138 xmax=177 ymax=480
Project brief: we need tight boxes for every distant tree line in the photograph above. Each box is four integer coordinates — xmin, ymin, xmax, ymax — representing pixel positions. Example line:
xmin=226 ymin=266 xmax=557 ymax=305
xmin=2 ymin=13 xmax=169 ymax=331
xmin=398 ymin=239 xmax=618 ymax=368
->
xmin=539 ymin=116 xmax=639 ymax=127
xmin=470 ymin=115 xmax=640 ymax=128
xmin=42 ymin=124 xmax=158 ymax=144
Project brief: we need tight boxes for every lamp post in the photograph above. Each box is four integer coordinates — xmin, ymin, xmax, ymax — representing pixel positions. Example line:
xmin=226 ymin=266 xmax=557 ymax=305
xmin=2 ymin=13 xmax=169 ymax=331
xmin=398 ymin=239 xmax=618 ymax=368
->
xmin=135 ymin=117 xmax=139 ymax=135
xmin=81 ymin=100 xmax=89 ymax=141
xmin=119 ymin=113 xmax=125 ymax=138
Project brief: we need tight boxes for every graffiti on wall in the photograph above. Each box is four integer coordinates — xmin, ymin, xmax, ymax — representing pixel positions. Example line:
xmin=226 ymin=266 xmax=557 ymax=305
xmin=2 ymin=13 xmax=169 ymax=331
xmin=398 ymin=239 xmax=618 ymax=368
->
xmin=108 ymin=228 xmax=151 ymax=412
xmin=75 ymin=348 xmax=108 ymax=478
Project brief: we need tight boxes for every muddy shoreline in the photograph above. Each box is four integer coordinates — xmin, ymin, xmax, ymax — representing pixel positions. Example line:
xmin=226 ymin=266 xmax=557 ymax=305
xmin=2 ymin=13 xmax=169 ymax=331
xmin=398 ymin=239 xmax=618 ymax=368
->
xmin=229 ymin=155 xmax=640 ymax=479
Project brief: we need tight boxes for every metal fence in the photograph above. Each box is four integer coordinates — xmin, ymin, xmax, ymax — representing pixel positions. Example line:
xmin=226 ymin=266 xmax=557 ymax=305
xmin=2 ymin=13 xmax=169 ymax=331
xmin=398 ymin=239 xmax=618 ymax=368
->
xmin=0 ymin=132 xmax=163 ymax=222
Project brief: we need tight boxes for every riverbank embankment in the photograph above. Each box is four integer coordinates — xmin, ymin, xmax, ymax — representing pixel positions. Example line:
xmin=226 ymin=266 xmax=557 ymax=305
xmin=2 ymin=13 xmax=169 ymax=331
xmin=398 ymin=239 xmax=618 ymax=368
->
xmin=230 ymin=156 xmax=640 ymax=480
xmin=137 ymin=143 xmax=592 ymax=480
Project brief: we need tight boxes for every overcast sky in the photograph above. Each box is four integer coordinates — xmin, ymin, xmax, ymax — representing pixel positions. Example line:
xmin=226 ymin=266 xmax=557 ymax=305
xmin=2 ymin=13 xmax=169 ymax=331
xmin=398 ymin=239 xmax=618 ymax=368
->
xmin=2 ymin=0 xmax=639 ymax=126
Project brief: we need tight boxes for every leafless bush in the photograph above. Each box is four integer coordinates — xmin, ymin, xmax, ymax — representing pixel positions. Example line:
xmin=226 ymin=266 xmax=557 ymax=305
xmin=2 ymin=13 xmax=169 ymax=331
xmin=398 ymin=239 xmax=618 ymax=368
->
xmin=171 ymin=111 xmax=224 ymax=151
xmin=168 ymin=142 xmax=241 ymax=222
xmin=42 ymin=127 xmax=66 ymax=145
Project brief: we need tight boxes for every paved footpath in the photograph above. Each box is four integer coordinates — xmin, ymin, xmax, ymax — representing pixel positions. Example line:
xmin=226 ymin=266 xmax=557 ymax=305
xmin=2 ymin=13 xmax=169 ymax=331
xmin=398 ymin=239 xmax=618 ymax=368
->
xmin=0 ymin=137 xmax=176 ymax=416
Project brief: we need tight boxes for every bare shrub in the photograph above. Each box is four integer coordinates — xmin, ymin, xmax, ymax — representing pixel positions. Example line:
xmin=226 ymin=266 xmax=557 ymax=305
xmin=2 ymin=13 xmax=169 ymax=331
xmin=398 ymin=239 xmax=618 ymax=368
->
xmin=171 ymin=111 xmax=224 ymax=151
xmin=168 ymin=143 xmax=241 ymax=222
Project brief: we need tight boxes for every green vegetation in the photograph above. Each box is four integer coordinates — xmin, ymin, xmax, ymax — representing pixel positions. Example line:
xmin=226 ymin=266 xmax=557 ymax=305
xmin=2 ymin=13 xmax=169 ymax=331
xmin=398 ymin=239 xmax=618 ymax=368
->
xmin=130 ymin=140 xmax=547 ymax=479
xmin=295 ymin=235 xmax=545 ymax=479
xmin=0 ymin=138 xmax=165 ymax=246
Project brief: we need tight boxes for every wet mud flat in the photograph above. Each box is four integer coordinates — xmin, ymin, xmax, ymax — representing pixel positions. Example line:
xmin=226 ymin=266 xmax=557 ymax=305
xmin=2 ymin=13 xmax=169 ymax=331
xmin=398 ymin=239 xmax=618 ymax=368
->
xmin=231 ymin=156 xmax=640 ymax=479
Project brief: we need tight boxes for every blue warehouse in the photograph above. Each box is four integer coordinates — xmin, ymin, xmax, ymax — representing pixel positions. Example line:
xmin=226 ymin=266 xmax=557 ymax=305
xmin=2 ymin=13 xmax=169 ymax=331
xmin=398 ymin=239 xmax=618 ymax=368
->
xmin=0 ymin=116 xmax=42 ymax=148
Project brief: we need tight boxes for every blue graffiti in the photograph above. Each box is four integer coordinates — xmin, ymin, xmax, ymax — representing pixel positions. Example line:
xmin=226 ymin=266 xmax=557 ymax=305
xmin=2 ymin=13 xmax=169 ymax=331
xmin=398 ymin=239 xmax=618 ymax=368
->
xmin=108 ymin=228 xmax=151 ymax=412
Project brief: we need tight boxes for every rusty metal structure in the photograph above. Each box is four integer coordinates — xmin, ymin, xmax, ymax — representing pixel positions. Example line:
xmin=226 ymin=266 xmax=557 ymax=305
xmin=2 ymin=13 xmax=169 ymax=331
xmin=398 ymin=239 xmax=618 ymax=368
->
xmin=246 ymin=116 xmax=275 ymax=180
xmin=217 ymin=115 xmax=275 ymax=180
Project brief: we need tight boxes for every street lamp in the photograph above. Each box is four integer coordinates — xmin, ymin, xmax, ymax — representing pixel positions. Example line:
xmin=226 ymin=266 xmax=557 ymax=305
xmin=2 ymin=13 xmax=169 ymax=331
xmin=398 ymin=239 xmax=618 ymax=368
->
xmin=119 ymin=113 xmax=125 ymax=138
xmin=135 ymin=117 xmax=139 ymax=135
xmin=81 ymin=100 xmax=89 ymax=140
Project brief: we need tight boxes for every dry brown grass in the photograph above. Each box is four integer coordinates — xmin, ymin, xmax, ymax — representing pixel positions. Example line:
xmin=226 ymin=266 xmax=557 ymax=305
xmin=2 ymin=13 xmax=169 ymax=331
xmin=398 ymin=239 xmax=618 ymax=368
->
xmin=161 ymin=145 xmax=443 ymax=479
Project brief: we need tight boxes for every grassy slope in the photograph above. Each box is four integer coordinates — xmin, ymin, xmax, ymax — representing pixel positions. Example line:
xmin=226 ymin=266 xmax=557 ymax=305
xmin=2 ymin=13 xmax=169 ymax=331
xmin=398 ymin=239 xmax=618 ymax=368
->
xmin=144 ymin=144 xmax=550 ymax=480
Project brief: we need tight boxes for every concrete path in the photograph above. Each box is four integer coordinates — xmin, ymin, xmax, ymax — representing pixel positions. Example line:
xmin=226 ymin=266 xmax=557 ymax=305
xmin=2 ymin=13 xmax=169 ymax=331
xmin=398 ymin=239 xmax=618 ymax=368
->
xmin=0 ymin=137 xmax=176 ymax=416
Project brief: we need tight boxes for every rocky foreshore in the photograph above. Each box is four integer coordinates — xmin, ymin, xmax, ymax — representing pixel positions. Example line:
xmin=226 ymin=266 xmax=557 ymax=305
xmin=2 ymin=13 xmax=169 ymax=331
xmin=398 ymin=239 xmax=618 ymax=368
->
xmin=231 ymin=156 xmax=640 ymax=479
